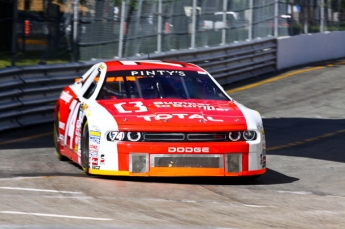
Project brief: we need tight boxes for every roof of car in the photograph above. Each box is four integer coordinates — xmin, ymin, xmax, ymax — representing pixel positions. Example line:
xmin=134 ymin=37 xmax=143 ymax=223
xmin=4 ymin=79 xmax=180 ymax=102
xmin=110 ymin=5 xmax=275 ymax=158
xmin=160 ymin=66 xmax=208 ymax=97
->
xmin=104 ymin=60 xmax=203 ymax=72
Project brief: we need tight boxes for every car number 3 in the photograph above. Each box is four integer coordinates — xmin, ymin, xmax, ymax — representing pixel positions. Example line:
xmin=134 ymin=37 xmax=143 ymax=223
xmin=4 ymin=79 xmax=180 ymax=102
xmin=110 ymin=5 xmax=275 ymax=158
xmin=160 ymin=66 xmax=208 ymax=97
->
xmin=114 ymin=102 xmax=148 ymax=113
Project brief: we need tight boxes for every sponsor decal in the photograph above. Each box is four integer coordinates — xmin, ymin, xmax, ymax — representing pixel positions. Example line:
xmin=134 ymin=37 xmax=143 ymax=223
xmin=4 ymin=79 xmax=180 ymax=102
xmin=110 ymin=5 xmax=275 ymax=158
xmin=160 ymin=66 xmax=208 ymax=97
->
xmin=90 ymin=130 xmax=101 ymax=137
xmin=257 ymin=124 xmax=265 ymax=134
xmin=131 ymin=70 xmax=186 ymax=76
xmin=168 ymin=147 xmax=209 ymax=153
xmin=76 ymin=120 xmax=82 ymax=128
xmin=74 ymin=144 xmax=78 ymax=152
xmin=60 ymin=91 xmax=73 ymax=103
xmin=78 ymin=111 xmax=83 ymax=120
xmin=114 ymin=101 xmax=147 ymax=113
xmin=89 ymin=126 xmax=101 ymax=144
xmin=92 ymin=165 xmax=100 ymax=170
xmin=91 ymin=157 xmax=98 ymax=165
xmin=59 ymin=121 xmax=65 ymax=130
xmin=90 ymin=151 xmax=98 ymax=157
xmin=89 ymin=144 xmax=99 ymax=151
xmin=260 ymin=152 xmax=266 ymax=168
xmin=114 ymin=101 xmax=230 ymax=113
xmin=91 ymin=125 xmax=100 ymax=131
xmin=80 ymin=103 xmax=88 ymax=111
xmin=90 ymin=136 xmax=100 ymax=144
xmin=100 ymin=154 xmax=105 ymax=164
xmin=59 ymin=134 xmax=64 ymax=144
xmin=99 ymin=64 xmax=105 ymax=70
xmin=154 ymin=102 xmax=229 ymax=111
xmin=74 ymin=136 xmax=81 ymax=145
xmin=137 ymin=114 xmax=223 ymax=122
xmin=75 ymin=127 xmax=81 ymax=137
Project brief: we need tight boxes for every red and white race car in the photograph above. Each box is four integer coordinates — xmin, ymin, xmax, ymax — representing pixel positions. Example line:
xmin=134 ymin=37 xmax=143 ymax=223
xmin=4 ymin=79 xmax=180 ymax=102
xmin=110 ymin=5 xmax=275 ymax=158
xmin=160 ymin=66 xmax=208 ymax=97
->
xmin=54 ymin=60 xmax=266 ymax=177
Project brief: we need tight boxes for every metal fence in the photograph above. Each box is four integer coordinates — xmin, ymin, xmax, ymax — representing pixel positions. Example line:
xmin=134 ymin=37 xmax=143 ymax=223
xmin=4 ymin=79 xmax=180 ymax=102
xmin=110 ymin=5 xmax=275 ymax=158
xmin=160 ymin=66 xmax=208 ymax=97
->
xmin=65 ymin=0 xmax=345 ymax=61
xmin=0 ymin=37 xmax=276 ymax=131
xmin=1 ymin=0 xmax=345 ymax=67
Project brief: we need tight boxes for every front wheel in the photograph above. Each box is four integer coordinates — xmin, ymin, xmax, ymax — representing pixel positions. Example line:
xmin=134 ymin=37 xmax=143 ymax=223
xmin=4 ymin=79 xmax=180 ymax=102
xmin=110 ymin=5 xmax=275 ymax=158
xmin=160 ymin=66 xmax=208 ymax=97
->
xmin=80 ymin=120 xmax=90 ymax=174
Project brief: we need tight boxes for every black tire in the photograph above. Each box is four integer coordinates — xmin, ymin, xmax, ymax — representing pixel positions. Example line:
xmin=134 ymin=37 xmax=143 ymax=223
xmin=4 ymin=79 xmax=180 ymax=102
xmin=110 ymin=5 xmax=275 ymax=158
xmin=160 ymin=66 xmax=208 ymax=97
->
xmin=81 ymin=120 xmax=90 ymax=174
xmin=54 ymin=111 xmax=68 ymax=161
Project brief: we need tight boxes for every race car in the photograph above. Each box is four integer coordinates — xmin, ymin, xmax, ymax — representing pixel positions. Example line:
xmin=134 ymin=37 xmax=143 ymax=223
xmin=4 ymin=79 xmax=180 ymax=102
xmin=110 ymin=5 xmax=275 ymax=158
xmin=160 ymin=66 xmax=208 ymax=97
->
xmin=54 ymin=60 xmax=266 ymax=177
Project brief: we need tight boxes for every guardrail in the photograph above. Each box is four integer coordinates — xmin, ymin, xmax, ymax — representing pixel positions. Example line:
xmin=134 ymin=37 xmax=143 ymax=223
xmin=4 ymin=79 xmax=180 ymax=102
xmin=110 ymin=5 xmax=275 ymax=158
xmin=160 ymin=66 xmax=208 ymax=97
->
xmin=0 ymin=37 xmax=276 ymax=132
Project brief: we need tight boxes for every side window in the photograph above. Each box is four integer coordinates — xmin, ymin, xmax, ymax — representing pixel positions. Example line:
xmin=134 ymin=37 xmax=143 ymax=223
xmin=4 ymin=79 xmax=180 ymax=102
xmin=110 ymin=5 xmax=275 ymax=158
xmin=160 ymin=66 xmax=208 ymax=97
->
xmin=83 ymin=75 xmax=99 ymax=99
xmin=97 ymin=76 xmax=140 ymax=99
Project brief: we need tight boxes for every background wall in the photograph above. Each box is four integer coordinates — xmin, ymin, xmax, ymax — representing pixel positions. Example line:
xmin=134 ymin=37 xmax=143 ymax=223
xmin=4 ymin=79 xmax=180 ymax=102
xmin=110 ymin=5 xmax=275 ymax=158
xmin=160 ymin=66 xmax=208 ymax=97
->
xmin=277 ymin=31 xmax=345 ymax=70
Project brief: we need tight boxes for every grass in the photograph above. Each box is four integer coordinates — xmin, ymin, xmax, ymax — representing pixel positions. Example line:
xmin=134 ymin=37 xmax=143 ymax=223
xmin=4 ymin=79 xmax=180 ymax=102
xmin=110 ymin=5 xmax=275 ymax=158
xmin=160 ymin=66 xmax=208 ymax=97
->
xmin=0 ymin=51 xmax=71 ymax=69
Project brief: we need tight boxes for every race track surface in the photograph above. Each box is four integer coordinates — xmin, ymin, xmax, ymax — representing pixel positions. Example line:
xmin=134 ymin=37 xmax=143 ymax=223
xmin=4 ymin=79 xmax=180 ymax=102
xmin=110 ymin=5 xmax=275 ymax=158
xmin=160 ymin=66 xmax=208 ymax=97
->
xmin=0 ymin=60 xmax=344 ymax=229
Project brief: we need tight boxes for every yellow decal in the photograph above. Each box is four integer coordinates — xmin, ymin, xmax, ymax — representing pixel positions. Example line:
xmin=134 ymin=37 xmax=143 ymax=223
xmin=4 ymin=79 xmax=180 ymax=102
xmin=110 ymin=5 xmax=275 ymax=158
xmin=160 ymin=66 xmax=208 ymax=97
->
xmin=90 ymin=130 xmax=101 ymax=137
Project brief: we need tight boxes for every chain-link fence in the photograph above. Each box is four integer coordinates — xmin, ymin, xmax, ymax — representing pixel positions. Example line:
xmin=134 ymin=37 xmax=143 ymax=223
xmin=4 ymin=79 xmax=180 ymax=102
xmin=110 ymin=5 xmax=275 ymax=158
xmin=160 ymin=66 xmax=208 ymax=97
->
xmin=1 ymin=0 xmax=344 ymax=66
xmin=74 ymin=0 xmax=345 ymax=61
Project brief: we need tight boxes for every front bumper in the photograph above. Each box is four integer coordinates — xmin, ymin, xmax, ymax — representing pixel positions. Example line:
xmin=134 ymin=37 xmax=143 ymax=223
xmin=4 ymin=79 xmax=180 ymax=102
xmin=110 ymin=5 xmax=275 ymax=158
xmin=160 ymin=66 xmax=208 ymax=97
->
xmin=88 ymin=141 xmax=266 ymax=177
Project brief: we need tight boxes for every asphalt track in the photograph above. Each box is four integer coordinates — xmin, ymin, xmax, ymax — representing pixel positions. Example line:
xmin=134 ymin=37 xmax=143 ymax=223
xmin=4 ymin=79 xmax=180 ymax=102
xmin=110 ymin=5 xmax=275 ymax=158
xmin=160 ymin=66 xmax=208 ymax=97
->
xmin=0 ymin=60 xmax=344 ymax=229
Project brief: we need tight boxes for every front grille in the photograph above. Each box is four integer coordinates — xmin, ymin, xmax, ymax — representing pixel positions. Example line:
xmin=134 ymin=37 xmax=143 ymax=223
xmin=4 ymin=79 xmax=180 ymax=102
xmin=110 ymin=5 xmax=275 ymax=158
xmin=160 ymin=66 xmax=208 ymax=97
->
xmin=150 ymin=154 xmax=224 ymax=168
xmin=143 ymin=132 xmax=228 ymax=142
xmin=143 ymin=133 xmax=185 ymax=141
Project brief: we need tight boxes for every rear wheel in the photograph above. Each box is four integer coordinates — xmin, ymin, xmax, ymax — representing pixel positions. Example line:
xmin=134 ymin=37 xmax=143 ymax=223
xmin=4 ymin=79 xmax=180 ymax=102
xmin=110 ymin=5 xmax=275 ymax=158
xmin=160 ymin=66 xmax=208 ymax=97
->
xmin=81 ymin=120 xmax=90 ymax=174
xmin=54 ymin=111 xmax=68 ymax=161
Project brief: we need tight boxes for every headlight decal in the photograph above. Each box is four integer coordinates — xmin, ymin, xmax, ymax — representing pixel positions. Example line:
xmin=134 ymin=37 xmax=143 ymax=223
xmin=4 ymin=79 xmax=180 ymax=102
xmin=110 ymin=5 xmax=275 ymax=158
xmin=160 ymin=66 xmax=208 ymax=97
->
xmin=243 ymin=130 xmax=256 ymax=141
xmin=107 ymin=131 xmax=125 ymax=141
xmin=229 ymin=132 xmax=241 ymax=141
xmin=107 ymin=131 xmax=142 ymax=142
xmin=127 ymin=132 xmax=141 ymax=142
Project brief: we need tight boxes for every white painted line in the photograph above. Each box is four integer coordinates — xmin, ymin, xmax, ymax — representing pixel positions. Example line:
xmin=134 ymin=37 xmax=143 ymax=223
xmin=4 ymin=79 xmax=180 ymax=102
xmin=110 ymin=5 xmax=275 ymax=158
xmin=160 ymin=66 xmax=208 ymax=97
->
xmin=43 ymin=195 xmax=92 ymax=199
xmin=242 ymin=204 xmax=270 ymax=208
xmin=0 ymin=211 xmax=112 ymax=221
xmin=0 ymin=177 xmax=44 ymax=181
xmin=276 ymin=190 xmax=313 ymax=195
xmin=0 ymin=187 xmax=82 ymax=194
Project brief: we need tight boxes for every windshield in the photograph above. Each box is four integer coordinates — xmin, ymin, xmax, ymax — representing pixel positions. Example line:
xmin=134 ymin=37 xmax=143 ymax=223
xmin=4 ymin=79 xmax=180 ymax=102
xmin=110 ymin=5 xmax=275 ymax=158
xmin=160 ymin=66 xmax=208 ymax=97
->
xmin=97 ymin=70 xmax=229 ymax=101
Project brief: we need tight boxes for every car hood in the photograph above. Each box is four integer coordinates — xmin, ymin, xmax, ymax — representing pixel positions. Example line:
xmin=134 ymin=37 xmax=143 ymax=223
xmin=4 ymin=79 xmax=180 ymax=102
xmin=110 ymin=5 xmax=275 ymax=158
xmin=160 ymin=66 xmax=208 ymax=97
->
xmin=97 ymin=99 xmax=249 ymax=131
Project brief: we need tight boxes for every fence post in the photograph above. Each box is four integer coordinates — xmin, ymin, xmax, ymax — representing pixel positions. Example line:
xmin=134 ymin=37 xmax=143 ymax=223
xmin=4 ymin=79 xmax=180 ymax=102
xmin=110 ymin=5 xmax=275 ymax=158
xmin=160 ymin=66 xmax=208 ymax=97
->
xmin=320 ymin=0 xmax=324 ymax=32
xmin=11 ymin=0 xmax=18 ymax=66
xmin=157 ymin=0 xmax=162 ymax=53
xmin=304 ymin=1 xmax=309 ymax=34
xmin=274 ymin=0 xmax=278 ymax=37
xmin=72 ymin=0 xmax=79 ymax=62
xmin=248 ymin=0 xmax=253 ymax=41
xmin=118 ymin=0 xmax=126 ymax=58
xmin=221 ymin=0 xmax=228 ymax=45
xmin=190 ymin=0 xmax=196 ymax=49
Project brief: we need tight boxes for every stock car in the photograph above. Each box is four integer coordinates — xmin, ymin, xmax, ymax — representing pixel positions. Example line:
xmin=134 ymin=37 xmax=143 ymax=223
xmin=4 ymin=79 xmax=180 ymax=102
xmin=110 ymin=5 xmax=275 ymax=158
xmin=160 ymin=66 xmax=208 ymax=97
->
xmin=54 ymin=60 xmax=266 ymax=177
